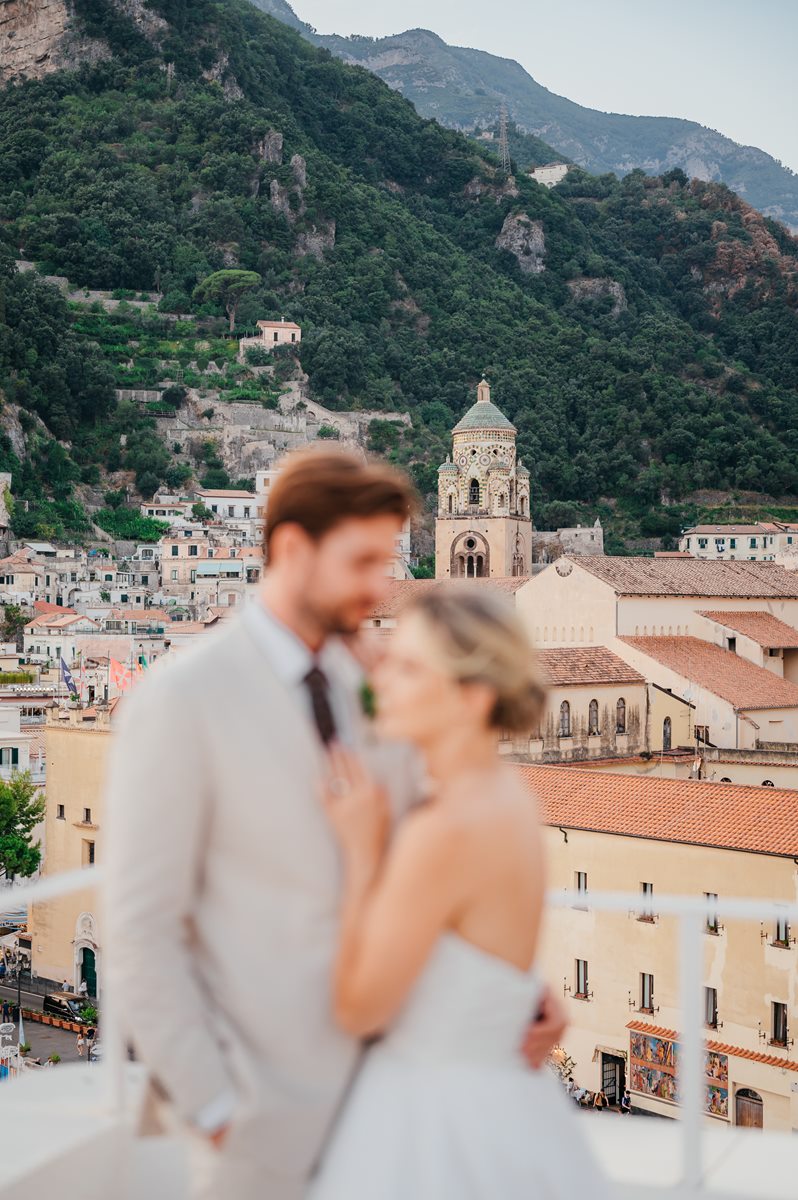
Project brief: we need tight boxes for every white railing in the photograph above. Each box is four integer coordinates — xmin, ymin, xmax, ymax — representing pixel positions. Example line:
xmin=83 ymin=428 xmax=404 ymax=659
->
xmin=546 ymin=888 xmax=798 ymax=1192
xmin=2 ymin=874 xmax=797 ymax=1195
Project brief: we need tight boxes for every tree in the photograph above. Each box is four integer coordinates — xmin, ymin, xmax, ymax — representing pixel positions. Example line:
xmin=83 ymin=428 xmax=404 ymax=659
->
xmin=0 ymin=772 xmax=45 ymax=880
xmin=1 ymin=604 xmax=28 ymax=650
xmin=192 ymin=270 xmax=262 ymax=333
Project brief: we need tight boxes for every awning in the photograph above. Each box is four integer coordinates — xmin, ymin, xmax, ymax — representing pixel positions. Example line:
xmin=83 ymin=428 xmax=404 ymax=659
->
xmin=593 ymin=1044 xmax=628 ymax=1062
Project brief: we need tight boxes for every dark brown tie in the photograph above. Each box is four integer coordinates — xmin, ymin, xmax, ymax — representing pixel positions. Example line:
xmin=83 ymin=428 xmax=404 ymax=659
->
xmin=304 ymin=664 xmax=337 ymax=746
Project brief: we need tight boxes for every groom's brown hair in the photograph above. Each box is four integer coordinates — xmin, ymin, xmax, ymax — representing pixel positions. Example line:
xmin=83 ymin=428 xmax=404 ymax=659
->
xmin=264 ymin=447 xmax=416 ymax=555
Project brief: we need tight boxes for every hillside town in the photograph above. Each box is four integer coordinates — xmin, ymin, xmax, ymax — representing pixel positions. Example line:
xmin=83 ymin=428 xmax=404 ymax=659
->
xmin=0 ymin=381 xmax=797 ymax=1146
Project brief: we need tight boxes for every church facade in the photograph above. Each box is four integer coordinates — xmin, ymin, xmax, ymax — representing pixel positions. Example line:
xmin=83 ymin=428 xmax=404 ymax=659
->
xmin=435 ymin=380 xmax=532 ymax=579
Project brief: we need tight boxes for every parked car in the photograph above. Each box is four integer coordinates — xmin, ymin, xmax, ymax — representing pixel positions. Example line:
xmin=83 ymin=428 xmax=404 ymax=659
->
xmin=42 ymin=992 xmax=92 ymax=1024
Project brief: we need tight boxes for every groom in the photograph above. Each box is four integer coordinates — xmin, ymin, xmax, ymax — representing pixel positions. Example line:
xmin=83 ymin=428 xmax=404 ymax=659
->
xmin=104 ymin=447 xmax=566 ymax=1199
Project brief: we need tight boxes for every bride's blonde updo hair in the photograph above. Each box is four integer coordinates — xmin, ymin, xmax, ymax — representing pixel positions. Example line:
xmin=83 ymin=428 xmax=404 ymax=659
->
xmin=406 ymin=584 xmax=545 ymax=733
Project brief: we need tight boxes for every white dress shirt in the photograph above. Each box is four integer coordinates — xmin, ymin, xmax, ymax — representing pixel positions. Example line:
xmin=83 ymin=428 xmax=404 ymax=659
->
xmin=242 ymin=598 xmax=360 ymax=745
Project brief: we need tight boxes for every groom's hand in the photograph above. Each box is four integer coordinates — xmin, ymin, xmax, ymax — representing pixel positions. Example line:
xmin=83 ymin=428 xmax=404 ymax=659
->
xmin=521 ymin=984 xmax=568 ymax=1070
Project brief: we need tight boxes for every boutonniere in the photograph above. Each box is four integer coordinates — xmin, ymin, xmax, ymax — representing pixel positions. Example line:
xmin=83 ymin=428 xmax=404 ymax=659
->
xmin=359 ymin=680 xmax=377 ymax=720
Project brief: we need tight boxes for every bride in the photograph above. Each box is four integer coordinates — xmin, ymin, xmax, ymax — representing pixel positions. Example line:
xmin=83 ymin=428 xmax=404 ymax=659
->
xmin=311 ymin=585 xmax=608 ymax=1198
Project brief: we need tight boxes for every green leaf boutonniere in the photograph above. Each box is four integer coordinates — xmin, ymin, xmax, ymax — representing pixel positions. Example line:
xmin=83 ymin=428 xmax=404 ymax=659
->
xmin=359 ymin=680 xmax=377 ymax=720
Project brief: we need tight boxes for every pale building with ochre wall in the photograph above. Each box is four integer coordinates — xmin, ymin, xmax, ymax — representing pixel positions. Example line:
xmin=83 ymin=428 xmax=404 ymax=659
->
xmin=515 ymin=557 xmax=798 ymax=648
xmin=435 ymin=379 xmax=532 ymax=580
xmin=522 ymin=764 xmax=798 ymax=1130
xmin=29 ymin=705 xmax=115 ymax=995
xmin=498 ymin=647 xmax=691 ymax=764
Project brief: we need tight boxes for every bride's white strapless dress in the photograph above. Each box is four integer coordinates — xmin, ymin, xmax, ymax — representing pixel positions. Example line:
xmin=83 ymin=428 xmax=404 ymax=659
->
xmin=310 ymin=934 xmax=608 ymax=1198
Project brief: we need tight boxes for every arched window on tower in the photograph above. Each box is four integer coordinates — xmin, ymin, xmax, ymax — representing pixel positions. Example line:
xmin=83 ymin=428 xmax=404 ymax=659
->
xmin=663 ymin=716 xmax=672 ymax=751
xmin=520 ymin=495 xmax=527 ymax=516
xmin=616 ymin=697 xmax=627 ymax=734
xmin=469 ymin=479 xmax=480 ymax=506
xmin=559 ymin=701 xmax=571 ymax=738
xmin=448 ymin=494 xmax=453 ymax=514
xmin=588 ymin=699 xmax=599 ymax=736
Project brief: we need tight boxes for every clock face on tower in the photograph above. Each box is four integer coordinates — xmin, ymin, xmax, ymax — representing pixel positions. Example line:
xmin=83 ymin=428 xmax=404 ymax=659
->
xmin=555 ymin=559 xmax=573 ymax=577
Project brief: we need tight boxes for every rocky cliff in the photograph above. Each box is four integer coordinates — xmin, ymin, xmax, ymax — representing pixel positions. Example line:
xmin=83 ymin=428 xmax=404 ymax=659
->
xmin=0 ymin=0 xmax=166 ymax=83
xmin=258 ymin=2 xmax=798 ymax=233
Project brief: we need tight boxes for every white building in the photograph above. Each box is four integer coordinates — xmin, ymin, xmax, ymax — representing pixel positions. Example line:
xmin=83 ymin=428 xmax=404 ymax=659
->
xmin=255 ymin=318 xmax=301 ymax=347
xmin=24 ymin=614 xmax=100 ymax=665
xmin=679 ymin=523 xmax=780 ymax=561
xmin=140 ymin=496 xmax=195 ymax=525
xmin=0 ymin=705 xmax=31 ymax=778
xmin=528 ymin=162 xmax=570 ymax=188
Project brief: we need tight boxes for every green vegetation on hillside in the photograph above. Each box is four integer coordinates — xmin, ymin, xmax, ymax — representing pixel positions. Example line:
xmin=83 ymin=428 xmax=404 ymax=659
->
xmin=0 ymin=0 xmax=797 ymax=549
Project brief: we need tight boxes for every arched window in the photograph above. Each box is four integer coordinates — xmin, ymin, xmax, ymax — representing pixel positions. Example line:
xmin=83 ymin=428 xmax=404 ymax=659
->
xmin=559 ymin=701 xmax=571 ymax=738
xmin=616 ymin=697 xmax=626 ymax=734
xmin=520 ymin=496 xmax=527 ymax=516
xmin=588 ymin=699 xmax=599 ymax=736
xmin=448 ymin=494 xmax=453 ymax=514
xmin=762 ymin=779 xmax=775 ymax=787
xmin=720 ymin=777 xmax=732 ymax=783
xmin=662 ymin=716 xmax=672 ymax=751
xmin=469 ymin=479 xmax=480 ymax=506
xmin=498 ymin=492 xmax=508 ymax=511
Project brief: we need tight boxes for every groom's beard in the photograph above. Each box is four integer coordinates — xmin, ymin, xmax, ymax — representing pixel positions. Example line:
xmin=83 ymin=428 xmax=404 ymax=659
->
xmin=300 ymin=592 xmax=375 ymax=639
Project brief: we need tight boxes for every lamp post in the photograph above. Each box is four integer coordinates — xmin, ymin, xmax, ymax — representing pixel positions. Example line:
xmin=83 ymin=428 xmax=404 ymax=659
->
xmin=15 ymin=956 xmax=28 ymax=1046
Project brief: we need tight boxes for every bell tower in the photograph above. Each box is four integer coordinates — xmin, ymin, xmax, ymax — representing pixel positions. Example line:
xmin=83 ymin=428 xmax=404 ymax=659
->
xmin=435 ymin=379 xmax=532 ymax=579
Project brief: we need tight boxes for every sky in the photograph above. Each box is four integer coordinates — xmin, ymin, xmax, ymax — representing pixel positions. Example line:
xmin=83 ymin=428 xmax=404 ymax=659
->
xmin=294 ymin=0 xmax=798 ymax=174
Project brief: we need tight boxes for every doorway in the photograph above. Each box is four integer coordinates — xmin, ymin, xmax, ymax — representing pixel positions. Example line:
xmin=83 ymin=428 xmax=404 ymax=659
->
xmin=735 ymin=1088 xmax=763 ymax=1128
xmin=80 ymin=947 xmax=97 ymax=998
xmin=601 ymin=1053 xmax=626 ymax=1105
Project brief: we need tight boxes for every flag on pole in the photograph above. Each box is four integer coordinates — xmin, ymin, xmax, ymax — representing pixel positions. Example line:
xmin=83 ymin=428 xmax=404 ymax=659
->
xmin=109 ymin=659 xmax=134 ymax=692
xmin=60 ymin=657 xmax=78 ymax=697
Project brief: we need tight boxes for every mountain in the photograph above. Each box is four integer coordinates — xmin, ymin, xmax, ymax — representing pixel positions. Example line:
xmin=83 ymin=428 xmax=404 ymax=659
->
xmin=2 ymin=0 xmax=798 ymax=550
xmin=257 ymin=2 xmax=798 ymax=233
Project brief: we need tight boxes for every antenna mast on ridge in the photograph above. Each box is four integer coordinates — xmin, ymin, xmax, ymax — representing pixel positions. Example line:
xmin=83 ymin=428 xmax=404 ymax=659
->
xmin=498 ymin=103 xmax=511 ymax=175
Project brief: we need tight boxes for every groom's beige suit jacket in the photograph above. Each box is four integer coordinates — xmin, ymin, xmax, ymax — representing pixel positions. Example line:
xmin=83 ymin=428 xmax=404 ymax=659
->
xmin=103 ymin=605 xmax=417 ymax=1192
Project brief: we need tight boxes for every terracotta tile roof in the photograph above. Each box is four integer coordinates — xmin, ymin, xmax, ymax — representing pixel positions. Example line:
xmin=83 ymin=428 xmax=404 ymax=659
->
xmin=558 ymin=750 xmax=696 ymax=768
xmin=620 ymin=635 xmax=798 ymax=710
xmin=698 ymin=610 xmax=798 ymax=649
xmin=33 ymin=602 xmax=76 ymax=615
xmin=537 ymin=646 xmax=644 ymax=687
xmin=626 ymin=1021 xmax=798 ymax=1072
xmin=574 ymin=556 xmax=798 ymax=598
xmin=370 ymin=579 xmax=436 ymax=618
xmin=516 ymin=763 xmax=798 ymax=856
xmin=687 ymin=524 xmax=776 ymax=535
xmin=654 ymin=551 xmax=693 ymax=558
xmin=107 ymin=608 xmax=172 ymax=623
xmin=257 ymin=320 xmax=301 ymax=331
xmin=370 ymin=577 xmax=528 ymax=619
xmin=195 ymin=489 xmax=255 ymax=499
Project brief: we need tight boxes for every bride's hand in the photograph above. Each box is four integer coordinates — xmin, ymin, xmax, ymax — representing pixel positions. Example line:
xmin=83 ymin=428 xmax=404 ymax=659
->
xmin=323 ymin=743 xmax=389 ymax=872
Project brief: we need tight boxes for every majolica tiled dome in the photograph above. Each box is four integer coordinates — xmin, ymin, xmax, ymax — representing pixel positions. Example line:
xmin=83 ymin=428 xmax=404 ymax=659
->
xmin=452 ymin=378 xmax=515 ymax=434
